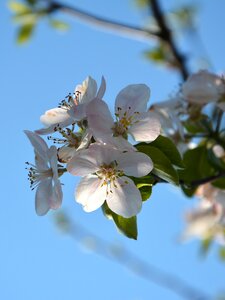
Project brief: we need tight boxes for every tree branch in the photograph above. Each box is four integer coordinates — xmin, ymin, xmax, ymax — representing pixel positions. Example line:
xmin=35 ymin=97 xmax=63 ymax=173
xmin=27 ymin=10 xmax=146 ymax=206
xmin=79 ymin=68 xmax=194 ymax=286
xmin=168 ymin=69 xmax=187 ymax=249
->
xmin=55 ymin=212 xmax=211 ymax=300
xmin=148 ymin=0 xmax=190 ymax=80
xmin=48 ymin=1 xmax=162 ymax=42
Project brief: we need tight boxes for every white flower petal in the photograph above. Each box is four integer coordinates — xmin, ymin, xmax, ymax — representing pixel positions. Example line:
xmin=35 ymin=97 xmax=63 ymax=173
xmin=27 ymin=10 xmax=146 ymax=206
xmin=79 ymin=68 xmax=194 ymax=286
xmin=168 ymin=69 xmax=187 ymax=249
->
xmin=86 ymin=98 xmax=114 ymax=138
xmin=24 ymin=130 xmax=48 ymax=161
xmin=96 ymin=76 xmax=106 ymax=99
xmin=75 ymin=176 xmax=106 ymax=212
xmin=182 ymin=70 xmax=225 ymax=104
xmin=48 ymin=146 xmax=58 ymax=180
xmin=115 ymin=84 xmax=150 ymax=117
xmin=40 ymin=107 xmax=70 ymax=127
xmin=68 ymin=103 xmax=87 ymax=121
xmin=35 ymin=118 xmax=74 ymax=135
xmin=58 ymin=146 xmax=77 ymax=163
xmin=67 ymin=149 xmax=99 ymax=176
xmin=51 ymin=179 xmax=63 ymax=209
xmin=129 ymin=112 xmax=161 ymax=142
xmin=76 ymin=76 xmax=97 ymax=104
xmin=117 ymin=152 xmax=153 ymax=177
xmin=35 ymin=179 xmax=52 ymax=216
xmin=106 ymin=177 xmax=142 ymax=218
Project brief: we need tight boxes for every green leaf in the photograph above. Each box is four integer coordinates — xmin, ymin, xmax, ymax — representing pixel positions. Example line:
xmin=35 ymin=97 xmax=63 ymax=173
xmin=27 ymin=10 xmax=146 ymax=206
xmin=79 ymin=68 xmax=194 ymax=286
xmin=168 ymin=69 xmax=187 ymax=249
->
xmin=212 ymin=178 xmax=225 ymax=190
xmin=219 ymin=247 xmax=225 ymax=261
xmin=8 ymin=1 xmax=30 ymax=13
xmin=149 ymin=135 xmax=184 ymax=168
xmin=179 ymin=146 xmax=215 ymax=184
xmin=136 ymin=144 xmax=179 ymax=185
xmin=49 ymin=19 xmax=70 ymax=31
xmin=135 ymin=0 xmax=149 ymax=7
xmin=25 ymin=0 xmax=37 ymax=5
xmin=102 ymin=203 xmax=138 ymax=240
xmin=130 ymin=175 xmax=154 ymax=201
xmin=17 ymin=23 xmax=35 ymax=43
xmin=199 ymin=237 xmax=212 ymax=256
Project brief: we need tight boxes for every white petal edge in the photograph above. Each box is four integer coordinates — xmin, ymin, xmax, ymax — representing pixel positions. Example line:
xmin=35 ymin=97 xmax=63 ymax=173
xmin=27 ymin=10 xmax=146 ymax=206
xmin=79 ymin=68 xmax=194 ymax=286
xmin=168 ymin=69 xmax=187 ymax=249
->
xmin=106 ymin=176 xmax=142 ymax=218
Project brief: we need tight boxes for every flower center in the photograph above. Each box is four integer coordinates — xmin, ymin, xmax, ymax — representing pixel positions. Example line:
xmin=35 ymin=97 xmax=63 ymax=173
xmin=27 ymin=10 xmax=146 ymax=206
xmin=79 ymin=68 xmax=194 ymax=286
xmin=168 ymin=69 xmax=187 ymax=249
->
xmin=48 ymin=126 xmax=81 ymax=148
xmin=96 ymin=162 xmax=124 ymax=192
xmin=113 ymin=107 xmax=140 ymax=137
xmin=25 ymin=162 xmax=53 ymax=190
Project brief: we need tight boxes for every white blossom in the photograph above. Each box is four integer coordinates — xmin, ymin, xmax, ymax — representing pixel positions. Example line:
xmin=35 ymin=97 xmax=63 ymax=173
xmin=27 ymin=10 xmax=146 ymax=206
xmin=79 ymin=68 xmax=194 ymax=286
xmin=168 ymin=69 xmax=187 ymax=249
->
xmin=86 ymin=84 xmax=161 ymax=147
xmin=182 ymin=70 xmax=225 ymax=105
xmin=67 ymin=143 xmax=153 ymax=218
xmin=36 ymin=76 xmax=106 ymax=135
xmin=25 ymin=130 xmax=63 ymax=215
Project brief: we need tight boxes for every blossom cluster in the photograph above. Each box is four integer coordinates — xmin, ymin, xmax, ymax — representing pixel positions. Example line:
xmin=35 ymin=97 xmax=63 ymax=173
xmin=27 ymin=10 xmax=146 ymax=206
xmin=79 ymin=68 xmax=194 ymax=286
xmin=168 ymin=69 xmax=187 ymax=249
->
xmin=25 ymin=76 xmax=161 ymax=218
xmin=25 ymin=71 xmax=225 ymax=245
xmin=152 ymin=70 xmax=225 ymax=153
xmin=150 ymin=70 xmax=225 ymax=245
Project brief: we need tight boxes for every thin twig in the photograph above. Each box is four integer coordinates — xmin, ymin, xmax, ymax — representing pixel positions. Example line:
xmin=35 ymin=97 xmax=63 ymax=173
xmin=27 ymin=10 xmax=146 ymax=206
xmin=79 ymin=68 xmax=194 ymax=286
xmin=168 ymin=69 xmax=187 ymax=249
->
xmin=48 ymin=1 xmax=162 ymax=42
xmin=148 ymin=0 xmax=190 ymax=80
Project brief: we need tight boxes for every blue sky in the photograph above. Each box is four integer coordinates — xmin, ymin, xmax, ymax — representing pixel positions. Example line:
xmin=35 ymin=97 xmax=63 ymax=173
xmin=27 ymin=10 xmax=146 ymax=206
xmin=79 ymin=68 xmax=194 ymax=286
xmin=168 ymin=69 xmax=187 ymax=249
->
xmin=1 ymin=0 xmax=225 ymax=299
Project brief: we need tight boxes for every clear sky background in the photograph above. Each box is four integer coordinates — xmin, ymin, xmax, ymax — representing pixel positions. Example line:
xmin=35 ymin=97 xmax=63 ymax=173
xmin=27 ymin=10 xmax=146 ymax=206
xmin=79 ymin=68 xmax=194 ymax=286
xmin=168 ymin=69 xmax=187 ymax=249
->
xmin=1 ymin=0 xmax=225 ymax=299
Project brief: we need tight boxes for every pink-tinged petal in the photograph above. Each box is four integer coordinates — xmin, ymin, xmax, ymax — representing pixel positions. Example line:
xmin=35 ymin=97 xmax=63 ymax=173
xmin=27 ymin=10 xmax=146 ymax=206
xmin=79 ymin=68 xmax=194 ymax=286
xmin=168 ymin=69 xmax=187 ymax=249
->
xmin=129 ymin=112 xmax=161 ymax=142
xmin=106 ymin=177 xmax=142 ymax=218
xmin=40 ymin=107 xmax=70 ymax=127
xmin=67 ymin=149 xmax=99 ymax=176
xmin=24 ymin=130 xmax=48 ymax=161
xmin=86 ymin=98 xmax=114 ymax=139
xmin=51 ymin=179 xmax=63 ymax=210
xmin=117 ymin=152 xmax=153 ymax=177
xmin=75 ymin=176 xmax=106 ymax=212
xmin=115 ymin=84 xmax=150 ymax=117
xmin=35 ymin=179 xmax=52 ymax=216
xmin=35 ymin=117 xmax=74 ymax=135
xmin=96 ymin=76 xmax=106 ymax=99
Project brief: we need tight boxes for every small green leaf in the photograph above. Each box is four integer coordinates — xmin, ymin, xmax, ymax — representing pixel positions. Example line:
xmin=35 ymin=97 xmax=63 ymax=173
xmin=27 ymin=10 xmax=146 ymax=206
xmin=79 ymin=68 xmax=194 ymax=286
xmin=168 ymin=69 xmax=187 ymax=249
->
xmin=136 ymin=144 xmax=179 ymax=185
xmin=149 ymin=135 xmax=184 ymax=168
xmin=17 ymin=23 xmax=35 ymax=44
xmin=8 ymin=1 xmax=30 ymax=13
xmin=130 ymin=175 xmax=154 ymax=201
xmin=219 ymin=247 xmax=225 ymax=261
xmin=199 ymin=237 xmax=212 ymax=256
xmin=179 ymin=146 xmax=215 ymax=183
xmin=212 ymin=178 xmax=225 ymax=190
xmin=25 ymin=0 xmax=37 ymax=5
xmin=102 ymin=203 xmax=138 ymax=240
xmin=49 ymin=19 xmax=70 ymax=31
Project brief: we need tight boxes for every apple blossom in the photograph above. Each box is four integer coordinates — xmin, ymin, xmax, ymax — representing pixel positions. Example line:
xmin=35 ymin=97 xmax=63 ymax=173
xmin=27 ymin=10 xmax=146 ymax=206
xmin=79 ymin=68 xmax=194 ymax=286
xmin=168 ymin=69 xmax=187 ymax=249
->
xmin=182 ymin=202 xmax=222 ymax=241
xmin=150 ymin=97 xmax=186 ymax=139
xmin=25 ymin=130 xmax=63 ymax=216
xmin=67 ymin=143 xmax=153 ymax=218
xmin=182 ymin=70 xmax=225 ymax=105
xmin=36 ymin=76 xmax=106 ymax=135
xmin=86 ymin=84 xmax=161 ymax=146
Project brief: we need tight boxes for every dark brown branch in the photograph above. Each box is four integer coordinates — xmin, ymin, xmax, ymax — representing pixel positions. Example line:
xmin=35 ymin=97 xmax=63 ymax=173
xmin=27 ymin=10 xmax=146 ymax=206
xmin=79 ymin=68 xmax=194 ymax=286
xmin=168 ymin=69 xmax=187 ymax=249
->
xmin=48 ymin=1 xmax=162 ymax=42
xmin=184 ymin=172 xmax=225 ymax=188
xmin=149 ymin=0 xmax=190 ymax=80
